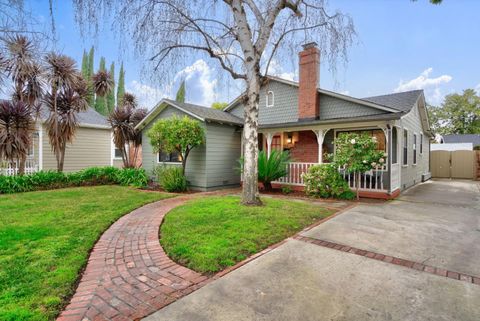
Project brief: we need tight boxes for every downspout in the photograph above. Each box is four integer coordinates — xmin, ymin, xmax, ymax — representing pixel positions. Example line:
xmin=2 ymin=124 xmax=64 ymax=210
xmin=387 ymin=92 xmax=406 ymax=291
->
xmin=386 ymin=123 xmax=392 ymax=195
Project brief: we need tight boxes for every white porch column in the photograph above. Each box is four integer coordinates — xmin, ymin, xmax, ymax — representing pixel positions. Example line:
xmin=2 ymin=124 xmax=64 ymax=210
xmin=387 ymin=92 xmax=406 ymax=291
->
xmin=38 ymin=124 xmax=43 ymax=171
xmin=313 ymin=129 xmax=325 ymax=164
xmin=266 ymin=132 xmax=273 ymax=157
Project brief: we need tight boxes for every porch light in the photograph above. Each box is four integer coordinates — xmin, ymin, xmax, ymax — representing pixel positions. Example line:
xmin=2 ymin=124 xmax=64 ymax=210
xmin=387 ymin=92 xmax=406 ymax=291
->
xmin=286 ymin=133 xmax=293 ymax=144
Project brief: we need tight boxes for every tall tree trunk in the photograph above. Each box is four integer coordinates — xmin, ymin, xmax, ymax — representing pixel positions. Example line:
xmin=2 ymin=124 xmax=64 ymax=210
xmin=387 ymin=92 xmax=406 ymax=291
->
xmin=59 ymin=144 xmax=65 ymax=172
xmin=241 ymin=72 xmax=261 ymax=205
xmin=18 ymin=155 xmax=26 ymax=175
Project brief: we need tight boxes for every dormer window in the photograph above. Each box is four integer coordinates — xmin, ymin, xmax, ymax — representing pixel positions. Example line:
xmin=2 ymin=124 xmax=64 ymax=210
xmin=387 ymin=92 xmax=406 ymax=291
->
xmin=266 ymin=91 xmax=274 ymax=107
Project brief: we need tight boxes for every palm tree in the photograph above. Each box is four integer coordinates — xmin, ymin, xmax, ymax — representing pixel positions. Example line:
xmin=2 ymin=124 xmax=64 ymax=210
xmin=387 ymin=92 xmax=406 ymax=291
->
xmin=44 ymin=53 xmax=87 ymax=172
xmin=1 ymin=35 xmax=43 ymax=174
xmin=0 ymin=101 xmax=36 ymax=173
xmin=92 ymin=69 xmax=113 ymax=99
xmin=121 ymin=92 xmax=137 ymax=109
xmin=108 ymin=93 xmax=147 ymax=168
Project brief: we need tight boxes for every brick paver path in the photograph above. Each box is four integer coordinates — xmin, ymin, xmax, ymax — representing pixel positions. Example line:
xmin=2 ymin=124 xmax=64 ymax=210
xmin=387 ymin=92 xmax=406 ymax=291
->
xmin=57 ymin=195 xmax=209 ymax=321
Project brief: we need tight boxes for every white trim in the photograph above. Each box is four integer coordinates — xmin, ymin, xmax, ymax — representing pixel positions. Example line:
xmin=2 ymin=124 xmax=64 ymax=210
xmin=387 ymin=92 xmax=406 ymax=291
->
xmin=266 ymin=91 xmax=274 ymax=108
xmin=402 ymin=128 xmax=409 ymax=167
xmin=413 ymin=132 xmax=418 ymax=165
xmin=38 ymin=125 xmax=43 ymax=170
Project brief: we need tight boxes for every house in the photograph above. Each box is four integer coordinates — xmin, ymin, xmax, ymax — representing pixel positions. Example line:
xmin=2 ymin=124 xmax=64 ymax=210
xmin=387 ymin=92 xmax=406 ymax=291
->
xmin=137 ymin=42 xmax=434 ymax=198
xmin=0 ymin=106 xmax=122 ymax=175
xmin=433 ymin=134 xmax=480 ymax=150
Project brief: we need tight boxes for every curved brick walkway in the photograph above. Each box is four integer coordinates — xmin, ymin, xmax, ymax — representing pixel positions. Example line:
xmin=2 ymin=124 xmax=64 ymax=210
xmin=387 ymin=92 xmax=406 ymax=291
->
xmin=57 ymin=195 xmax=209 ymax=321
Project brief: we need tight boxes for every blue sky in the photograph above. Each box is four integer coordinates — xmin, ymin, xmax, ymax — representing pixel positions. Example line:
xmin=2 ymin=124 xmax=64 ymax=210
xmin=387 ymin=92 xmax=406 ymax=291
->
xmin=29 ymin=0 xmax=480 ymax=109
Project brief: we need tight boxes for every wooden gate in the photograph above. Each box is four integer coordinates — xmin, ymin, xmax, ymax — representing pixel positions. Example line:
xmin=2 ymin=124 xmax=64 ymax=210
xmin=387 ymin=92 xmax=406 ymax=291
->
xmin=431 ymin=150 xmax=475 ymax=179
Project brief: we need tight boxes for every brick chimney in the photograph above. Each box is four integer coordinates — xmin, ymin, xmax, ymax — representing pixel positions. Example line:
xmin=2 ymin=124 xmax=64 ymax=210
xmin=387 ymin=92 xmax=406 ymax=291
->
xmin=298 ymin=42 xmax=320 ymax=120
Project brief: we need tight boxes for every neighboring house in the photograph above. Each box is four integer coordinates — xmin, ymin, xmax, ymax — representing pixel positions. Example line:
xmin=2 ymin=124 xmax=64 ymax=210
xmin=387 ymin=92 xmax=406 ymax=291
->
xmin=138 ymin=43 xmax=434 ymax=198
xmin=1 ymin=106 xmax=122 ymax=175
xmin=437 ymin=134 xmax=480 ymax=150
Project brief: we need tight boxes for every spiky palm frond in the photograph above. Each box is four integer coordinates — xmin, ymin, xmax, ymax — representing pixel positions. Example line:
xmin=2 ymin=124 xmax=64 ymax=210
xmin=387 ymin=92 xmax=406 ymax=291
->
xmin=45 ymin=53 xmax=81 ymax=91
xmin=0 ymin=100 xmax=35 ymax=162
xmin=121 ymin=92 xmax=137 ymax=109
xmin=92 ymin=70 xmax=113 ymax=97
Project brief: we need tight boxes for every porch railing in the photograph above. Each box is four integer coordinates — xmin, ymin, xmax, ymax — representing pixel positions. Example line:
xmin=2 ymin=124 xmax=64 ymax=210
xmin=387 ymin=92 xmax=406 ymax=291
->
xmin=338 ymin=164 xmax=387 ymax=191
xmin=273 ymin=162 xmax=317 ymax=186
xmin=272 ymin=162 xmax=388 ymax=192
xmin=0 ymin=159 xmax=38 ymax=176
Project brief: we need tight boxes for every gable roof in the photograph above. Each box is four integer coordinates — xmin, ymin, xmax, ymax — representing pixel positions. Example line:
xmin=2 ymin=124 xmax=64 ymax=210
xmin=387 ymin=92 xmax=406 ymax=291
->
xmin=224 ymin=76 xmax=413 ymax=114
xmin=136 ymin=98 xmax=243 ymax=131
xmin=442 ymin=134 xmax=480 ymax=146
xmin=362 ymin=90 xmax=423 ymax=112
xmin=38 ymin=105 xmax=109 ymax=128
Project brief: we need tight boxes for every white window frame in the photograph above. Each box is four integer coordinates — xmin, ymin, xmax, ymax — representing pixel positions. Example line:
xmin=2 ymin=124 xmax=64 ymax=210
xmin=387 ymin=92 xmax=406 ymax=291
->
xmin=413 ymin=133 xmax=417 ymax=165
xmin=157 ymin=151 xmax=182 ymax=164
xmin=266 ymin=91 xmax=274 ymax=108
xmin=111 ymin=134 xmax=127 ymax=163
xmin=402 ymin=128 xmax=408 ymax=167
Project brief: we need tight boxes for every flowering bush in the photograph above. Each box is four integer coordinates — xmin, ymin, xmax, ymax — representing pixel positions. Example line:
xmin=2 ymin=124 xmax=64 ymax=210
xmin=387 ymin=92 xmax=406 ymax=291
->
xmin=302 ymin=163 xmax=355 ymax=200
xmin=334 ymin=132 xmax=385 ymax=200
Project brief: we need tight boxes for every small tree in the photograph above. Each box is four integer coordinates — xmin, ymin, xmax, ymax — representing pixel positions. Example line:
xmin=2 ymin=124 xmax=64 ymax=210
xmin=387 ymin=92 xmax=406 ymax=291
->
xmin=211 ymin=102 xmax=228 ymax=110
xmin=334 ymin=133 xmax=385 ymax=200
xmin=147 ymin=115 xmax=205 ymax=174
xmin=175 ymin=80 xmax=186 ymax=103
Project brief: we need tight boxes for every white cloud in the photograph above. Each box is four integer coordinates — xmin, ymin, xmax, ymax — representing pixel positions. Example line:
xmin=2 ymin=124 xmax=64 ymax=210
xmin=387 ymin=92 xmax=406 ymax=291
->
xmin=266 ymin=59 xmax=296 ymax=81
xmin=127 ymin=80 xmax=166 ymax=109
xmin=174 ymin=59 xmax=218 ymax=106
xmin=394 ymin=68 xmax=452 ymax=105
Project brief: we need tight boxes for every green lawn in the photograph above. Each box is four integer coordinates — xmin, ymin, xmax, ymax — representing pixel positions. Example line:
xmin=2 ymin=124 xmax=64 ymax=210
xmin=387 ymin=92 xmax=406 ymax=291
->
xmin=0 ymin=186 xmax=171 ymax=321
xmin=160 ymin=196 xmax=335 ymax=273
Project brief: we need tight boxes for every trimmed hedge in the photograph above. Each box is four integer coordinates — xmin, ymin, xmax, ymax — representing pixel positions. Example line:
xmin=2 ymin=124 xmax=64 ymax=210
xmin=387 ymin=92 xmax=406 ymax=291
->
xmin=302 ymin=163 xmax=355 ymax=200
xmin=0 ymin=167 xmax=148 ymax=194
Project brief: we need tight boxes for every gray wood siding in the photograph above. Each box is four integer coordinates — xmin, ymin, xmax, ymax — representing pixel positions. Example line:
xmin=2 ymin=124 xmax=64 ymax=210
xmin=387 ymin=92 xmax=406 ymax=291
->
xmin=229 ymin=80 xmax=299 ymax=124
xmin=42 ymin=125 xmax=112 ymax=172
xmin=141 ymin=106 xmax=207 ymax=188
xmin=228 ymin=79 xmax=389 ymax=125
xmin=319 ymin=94 xmax=387 ymax=120
xmin=205 ymin=122 xmax=241 ymax=189
xmin=399 ymin=103 xmax=430 ymax=190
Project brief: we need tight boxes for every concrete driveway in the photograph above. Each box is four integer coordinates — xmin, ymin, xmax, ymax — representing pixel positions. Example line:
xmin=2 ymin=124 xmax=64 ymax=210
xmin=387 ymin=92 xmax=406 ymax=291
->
xmin=145 ymin=180 xmax=480 ymax=321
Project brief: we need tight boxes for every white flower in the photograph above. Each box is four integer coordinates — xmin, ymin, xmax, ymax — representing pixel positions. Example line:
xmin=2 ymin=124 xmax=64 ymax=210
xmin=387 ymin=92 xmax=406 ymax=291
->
xmin=350 ymin=139 xmax=356 ymax=144
xmin=379 ymin=158 xmax=385 ymax=163
xmin=371 ymin=162 xmax=377 ymax=167
xmin=363 ymin=160 xmax=367 ymax=163
xmin=372 ymin=137 xmax=377 ymax=142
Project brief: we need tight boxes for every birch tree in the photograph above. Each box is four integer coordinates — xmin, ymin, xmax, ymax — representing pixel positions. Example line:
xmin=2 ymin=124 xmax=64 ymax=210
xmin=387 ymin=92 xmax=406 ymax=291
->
xmin=73 ymin=0 xmax=355 ymax=205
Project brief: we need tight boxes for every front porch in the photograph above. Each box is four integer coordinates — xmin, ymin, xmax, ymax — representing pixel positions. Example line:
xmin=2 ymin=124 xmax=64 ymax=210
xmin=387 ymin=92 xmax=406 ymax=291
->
xmin=257 ymin=122 xmax=400 ymax=199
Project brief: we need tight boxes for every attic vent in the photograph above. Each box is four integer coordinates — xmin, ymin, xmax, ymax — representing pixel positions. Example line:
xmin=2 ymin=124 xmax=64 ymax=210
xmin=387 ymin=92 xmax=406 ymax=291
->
xmin=266 ymin=91 xmax=274 ymax=107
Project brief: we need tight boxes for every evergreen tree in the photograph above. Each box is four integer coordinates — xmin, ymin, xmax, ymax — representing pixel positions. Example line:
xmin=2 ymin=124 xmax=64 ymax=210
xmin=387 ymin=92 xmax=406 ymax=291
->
xmin=81 ymin=50 xmax=88 ymax=78
xmin=175 ymin=79 xmax=186 ymax=103
xmin=86 ymin=46 xmax=95 ymax=107
xmin=95 ymin=57 xmax=107 ymax=115
xmin=117 ymin=62 xmax=125 ymax=108
xmin=107 ymin=62 xmax=115 ymax=113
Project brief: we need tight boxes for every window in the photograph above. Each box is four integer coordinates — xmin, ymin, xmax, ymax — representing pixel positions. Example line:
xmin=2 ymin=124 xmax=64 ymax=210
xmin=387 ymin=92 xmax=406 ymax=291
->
xmin=392 ymin=127 xmax=398 ymax=164
xmin=114 ymin=147 xmax=122 ymax=159
xmin=420 ymin=134 xmax=423 ymax=154
xmin=413 ymin=134 xmax=417 ymax=165
xmin=336 ymin=129 xmax=386 ymax=151
xmin=158 ymin=151 xmax=181 ymax=163
xmin=403 ymin=129 xmax=408 ymax=166
xmin=266 ymin=91 xmax=274 ymax=107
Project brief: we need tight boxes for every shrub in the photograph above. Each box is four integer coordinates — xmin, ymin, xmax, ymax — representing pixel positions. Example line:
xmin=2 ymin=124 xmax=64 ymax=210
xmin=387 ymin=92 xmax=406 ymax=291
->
xmin=156 ymin=166 xmax=187 ymax=192
xmin=115 ymin=168 xmax=148 ymax=187
xmin=0 ymin=167 xmax=148 ymax=194
xmin=281 ymin=185 xmax=293 ymax=195
xmin=238 ymin=150 xmax=291 ymax=191
xmin=302 ymin=163 xmax=354 ymax=200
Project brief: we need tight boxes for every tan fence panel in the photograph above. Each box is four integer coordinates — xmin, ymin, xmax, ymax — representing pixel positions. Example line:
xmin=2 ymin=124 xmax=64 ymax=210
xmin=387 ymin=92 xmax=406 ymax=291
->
xmin=451 ymin=150 xmax=474 ymax=179
xmin=431 ymin=151 xmax=451 ymax=178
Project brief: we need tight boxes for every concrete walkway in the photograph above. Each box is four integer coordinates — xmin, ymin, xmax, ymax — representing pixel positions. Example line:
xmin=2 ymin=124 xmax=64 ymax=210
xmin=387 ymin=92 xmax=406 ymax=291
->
xmin=146 ymin=180 xmax=480 ymax=321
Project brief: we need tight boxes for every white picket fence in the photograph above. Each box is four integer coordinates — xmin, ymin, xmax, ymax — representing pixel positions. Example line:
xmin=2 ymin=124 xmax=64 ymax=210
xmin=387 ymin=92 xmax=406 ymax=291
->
xmin=0 ymin=159 xmax=38 ymax=176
